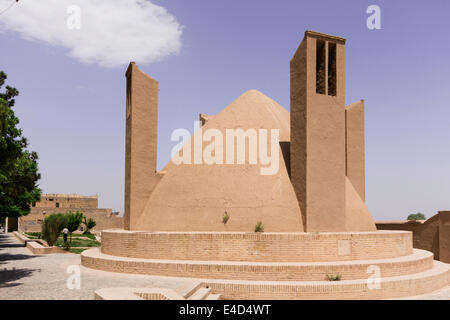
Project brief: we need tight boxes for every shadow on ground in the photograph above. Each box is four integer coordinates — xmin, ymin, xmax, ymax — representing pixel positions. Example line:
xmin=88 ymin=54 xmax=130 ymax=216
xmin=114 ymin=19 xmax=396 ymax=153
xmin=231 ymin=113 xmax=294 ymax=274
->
xmin=0 ymin=233 xmax=36 ymax=265
xmin=0 ymin=253 xmax=37 ymax=263
xmin=0 ymin=243 xmax=25 ymax=248
xmin=0 ymin=234 xmax=21 ymax=243
xmin=0 ymin=267 xmax=38 ymax=288
xmin=0 ymin=233 xmax=26 ymax=247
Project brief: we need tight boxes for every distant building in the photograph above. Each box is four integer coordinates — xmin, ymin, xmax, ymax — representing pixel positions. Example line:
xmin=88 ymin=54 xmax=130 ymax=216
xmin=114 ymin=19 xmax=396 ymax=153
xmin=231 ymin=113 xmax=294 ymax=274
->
xmin=32 ymin=194 xmax=100 ymax=210
xmin=19 ymin=194 xmax=123 ymax=232
xmin=377 ymin=211 xmax=450 ymax=263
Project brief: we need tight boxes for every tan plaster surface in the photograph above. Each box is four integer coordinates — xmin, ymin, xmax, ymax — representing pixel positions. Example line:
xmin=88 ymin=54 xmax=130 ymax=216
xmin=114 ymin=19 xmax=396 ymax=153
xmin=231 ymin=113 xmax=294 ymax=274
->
xmin=137 ymin=89 xmax=304 ymax=232
xmin=346 ymin=100 xmax=365 ymax=201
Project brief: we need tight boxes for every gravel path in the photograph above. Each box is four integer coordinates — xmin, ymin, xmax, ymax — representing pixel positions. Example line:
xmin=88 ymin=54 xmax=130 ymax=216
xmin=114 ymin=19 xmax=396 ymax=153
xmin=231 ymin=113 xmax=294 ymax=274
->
xmin=0 ymin=233 xmax=198 ymax=300
xmin=1 ymin=232 xmax=449 ymax=300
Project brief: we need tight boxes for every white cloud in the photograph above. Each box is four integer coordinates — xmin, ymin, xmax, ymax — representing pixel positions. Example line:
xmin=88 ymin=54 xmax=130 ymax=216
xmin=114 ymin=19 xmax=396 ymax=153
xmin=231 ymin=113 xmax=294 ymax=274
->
xmin=0 ymin=0 xmax=183 ymax=67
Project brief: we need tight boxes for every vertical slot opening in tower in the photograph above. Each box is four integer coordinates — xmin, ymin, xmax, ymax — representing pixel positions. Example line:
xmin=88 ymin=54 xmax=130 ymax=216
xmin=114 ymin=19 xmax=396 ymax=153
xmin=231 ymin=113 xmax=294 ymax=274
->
xmin=316 ymin=40 xmax=326 ymax=95
xmin=328 ymin=42 xmax=337 ymax=96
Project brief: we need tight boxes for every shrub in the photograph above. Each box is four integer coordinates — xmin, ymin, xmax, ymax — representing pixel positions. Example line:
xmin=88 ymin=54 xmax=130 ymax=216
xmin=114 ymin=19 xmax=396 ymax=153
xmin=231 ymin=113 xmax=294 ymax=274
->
xmin=63 ymin=241 xmax=71 ymax=251
xmin=65 ymin=211 xmax=84 ymax=242
xmin=70 ymin=248 xmax=88 ymax=254
xmin=326 ymin=274 xmax=342 ymax=281
xmin=41 ymin=213 xmax=67 ymax=246
xmin=222 ymin=211 xmax=230 ymax=225
xmin=254 ymin=221 xmax=264 ymax=233
xmin=407 ymin=212 xmax=426 ymax=221
xmin=83 ymin=216 xmax=96 ymax=234
xmin=26 ymin=232 xmax=41 ymax=238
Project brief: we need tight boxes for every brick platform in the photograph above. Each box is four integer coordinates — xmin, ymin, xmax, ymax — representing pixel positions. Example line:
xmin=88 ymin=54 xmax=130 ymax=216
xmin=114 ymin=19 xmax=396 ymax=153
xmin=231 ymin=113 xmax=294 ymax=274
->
xmin=82 ymin=248 xmax=433 ymax=281
xmin=81 ymin=230 xmax=450 ymax=299
xmin=203 ymin=261 xmax=450 ymax=300
xmin=100 ymin=229 xmax=413 ymax=262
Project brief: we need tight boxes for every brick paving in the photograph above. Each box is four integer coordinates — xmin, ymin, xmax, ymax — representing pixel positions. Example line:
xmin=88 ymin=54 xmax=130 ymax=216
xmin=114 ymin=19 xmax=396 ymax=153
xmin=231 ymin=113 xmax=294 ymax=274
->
xmin=0 ymin=233 xmax=197 ymax=300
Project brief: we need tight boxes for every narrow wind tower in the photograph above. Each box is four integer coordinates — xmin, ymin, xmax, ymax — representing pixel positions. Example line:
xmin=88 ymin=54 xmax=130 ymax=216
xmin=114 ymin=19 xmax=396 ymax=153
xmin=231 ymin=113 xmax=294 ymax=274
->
xmin=290 ymin=31 xmax=374 ymax=232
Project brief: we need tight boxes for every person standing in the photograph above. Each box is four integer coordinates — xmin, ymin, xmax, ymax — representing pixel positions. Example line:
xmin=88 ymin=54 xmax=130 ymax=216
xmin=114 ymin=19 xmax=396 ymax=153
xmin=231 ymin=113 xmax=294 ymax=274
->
xmin=62 ymin=227 xmax=69 ymax=243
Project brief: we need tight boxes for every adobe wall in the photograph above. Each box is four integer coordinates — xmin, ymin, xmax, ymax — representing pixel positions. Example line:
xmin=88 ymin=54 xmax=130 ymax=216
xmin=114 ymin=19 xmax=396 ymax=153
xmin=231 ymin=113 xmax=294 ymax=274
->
xmin=22 ymin=193 xmax=122 ymax=232
xmin=376 ymin=211 xmax=450 ymax=263
xmin=124 ymin=62 xmax=160 ymax=230
xmin=100 ymin=230 xmax=413 ymax=262
xmin=345 ymin=100 xmax=365 ymax=201
xmin=34 ymin=194 xmax=98 ymax=209
xmin=13 ymin=231 xmax=67 ymax=254
xmin=26 ymin=241 xmax=67 ymax=254
xmin=20 ymin=208 xmax=123 ymax=232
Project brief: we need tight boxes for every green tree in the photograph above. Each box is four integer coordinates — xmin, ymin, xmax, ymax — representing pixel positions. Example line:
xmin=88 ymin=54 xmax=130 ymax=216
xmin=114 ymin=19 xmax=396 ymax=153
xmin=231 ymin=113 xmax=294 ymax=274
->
xmin=0 ymin=71 xmax=41 ymax=219
xmin=83 ymin=216 xmax=96 ymax=234
xmin=65 ymin=211 xmax=83 ymax=242
xmin=41 ymin=213 xmax=67 ymax=246
xmin=407 ymin=212 xmax=426 ymax=221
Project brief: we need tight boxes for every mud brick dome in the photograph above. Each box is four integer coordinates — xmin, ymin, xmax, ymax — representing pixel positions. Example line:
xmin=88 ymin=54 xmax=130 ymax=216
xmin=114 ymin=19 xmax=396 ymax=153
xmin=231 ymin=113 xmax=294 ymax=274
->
xmin=82 ymin=31 xmax=450 ymax=300
xmin=123 ymin=30 xmax=375 ymax=233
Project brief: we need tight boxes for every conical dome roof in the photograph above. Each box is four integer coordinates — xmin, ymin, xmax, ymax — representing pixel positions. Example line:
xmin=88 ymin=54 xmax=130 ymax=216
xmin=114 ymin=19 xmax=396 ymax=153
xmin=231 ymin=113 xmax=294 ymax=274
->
xmin=137 ymin=90 xmax=304 ymax=232
xmin=201 ymin=89 xmax=290 ymax=140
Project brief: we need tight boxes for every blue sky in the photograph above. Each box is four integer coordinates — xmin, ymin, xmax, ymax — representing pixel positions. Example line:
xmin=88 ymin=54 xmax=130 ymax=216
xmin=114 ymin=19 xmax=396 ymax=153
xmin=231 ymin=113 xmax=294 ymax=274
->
xmin=1 ymin=0 xmax=449 ymax=220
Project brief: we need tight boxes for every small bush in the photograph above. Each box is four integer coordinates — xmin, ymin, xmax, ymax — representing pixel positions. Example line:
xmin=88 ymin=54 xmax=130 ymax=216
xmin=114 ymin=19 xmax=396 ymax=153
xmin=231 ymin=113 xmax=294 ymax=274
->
xmin=407 ymin=212 xmax=426 ymax=221
xmin=326 ymin=274 xmax=342 ymax=281
xmin=222 ymin=211 xmax=230 ymax=225
xmin=41 ymin=213 xmax=67 ymax=246
xmin=77 ymin=233 xmax=96 ymax=240
xmin=65 ymin=211 xmax=84 ymax=242
xmin=70 ymin=248 xmax=88 ymax=254
xmin=26 ymin=232 xmax=41 ymax=238
xmin=254 ymin=221 xmax=264 ymax=233
xmin=55 ymin=236 xmax=100 ymax=248
xmin=63 ymin=241 xmax=71 ymax=251
xmin=83 ymin=216 xmax=97 ymax=234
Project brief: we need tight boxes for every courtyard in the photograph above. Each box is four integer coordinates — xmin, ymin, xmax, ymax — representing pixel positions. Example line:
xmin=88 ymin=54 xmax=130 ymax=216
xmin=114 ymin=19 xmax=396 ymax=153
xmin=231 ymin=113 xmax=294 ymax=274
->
xmin=0 ymin=233 xmax=200 ymax=300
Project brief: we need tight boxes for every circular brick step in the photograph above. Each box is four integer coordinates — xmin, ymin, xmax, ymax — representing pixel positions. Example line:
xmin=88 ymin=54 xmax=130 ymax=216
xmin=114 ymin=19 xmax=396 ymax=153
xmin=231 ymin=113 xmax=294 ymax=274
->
xmin=81 ymin=248 xmax=434 ymax=281
xmin=202 ymin=261 xmax=450 ymax=300
xmin=100 ymin=230 xmax=413 ymax=262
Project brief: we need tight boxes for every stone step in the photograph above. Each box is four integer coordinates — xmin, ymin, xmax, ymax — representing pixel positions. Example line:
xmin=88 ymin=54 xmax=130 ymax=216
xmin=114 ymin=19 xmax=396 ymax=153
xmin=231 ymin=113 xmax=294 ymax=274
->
xmin=81 ymin=248 xmax=434 ymax=281
xmin=177 ymin=281 xmax=204 ymax=299
xmin=175 ymin=279 xmax=203 ymax=300
xmin=206 ymin=293 xmax=222 ymax=300
xmin=188 ymin=287 xmax=211 ymax=300
xmin=203 ymin=261 xmax=450 ymax=300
